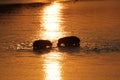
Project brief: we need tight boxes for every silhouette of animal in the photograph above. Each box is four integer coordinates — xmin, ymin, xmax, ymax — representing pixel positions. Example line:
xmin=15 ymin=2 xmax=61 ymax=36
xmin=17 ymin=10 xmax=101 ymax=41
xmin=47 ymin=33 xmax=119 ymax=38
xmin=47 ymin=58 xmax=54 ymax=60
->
xmin=33 ymin=40 xmax=52 ymax=51
xmin=57 ymin=36 xmax=80 ymax=47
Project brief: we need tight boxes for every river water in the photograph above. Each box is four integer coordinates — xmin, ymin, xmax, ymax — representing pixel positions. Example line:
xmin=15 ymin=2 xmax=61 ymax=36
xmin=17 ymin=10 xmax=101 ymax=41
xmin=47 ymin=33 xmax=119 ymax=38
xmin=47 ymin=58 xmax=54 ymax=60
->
xmin=0 ymin=1 xmax=120 ymax=80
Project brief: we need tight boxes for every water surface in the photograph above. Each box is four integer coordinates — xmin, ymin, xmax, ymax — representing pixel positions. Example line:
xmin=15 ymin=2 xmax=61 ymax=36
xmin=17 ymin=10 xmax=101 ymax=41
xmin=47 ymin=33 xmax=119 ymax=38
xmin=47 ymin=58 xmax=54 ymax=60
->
xmin=0 ymin=1 xmax=120 ymax=80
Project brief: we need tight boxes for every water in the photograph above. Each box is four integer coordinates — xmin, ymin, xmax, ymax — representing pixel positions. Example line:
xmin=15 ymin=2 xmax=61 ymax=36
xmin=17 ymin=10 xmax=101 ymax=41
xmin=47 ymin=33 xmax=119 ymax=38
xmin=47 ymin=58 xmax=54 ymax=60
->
xmin=0 ymin=1 xmax=120 ymax=80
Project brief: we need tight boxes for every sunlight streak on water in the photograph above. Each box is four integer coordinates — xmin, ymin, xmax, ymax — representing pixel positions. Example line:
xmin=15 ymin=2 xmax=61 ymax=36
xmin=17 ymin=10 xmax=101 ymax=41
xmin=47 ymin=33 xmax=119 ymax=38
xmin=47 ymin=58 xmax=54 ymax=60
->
xmin=41 ymin=2 xmax=63 ymax=41
xmin=42 ymin=52 xmax=63 ymax=80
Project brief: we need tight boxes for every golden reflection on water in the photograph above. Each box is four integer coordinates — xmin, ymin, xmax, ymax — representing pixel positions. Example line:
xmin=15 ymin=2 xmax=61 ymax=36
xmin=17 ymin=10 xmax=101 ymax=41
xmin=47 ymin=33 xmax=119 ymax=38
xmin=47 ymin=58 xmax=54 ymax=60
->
xmin=43 ymin=52 xmax=62 ymax=80
xmin=40 ymin=3 xmax=64 ymax=80
xmin=41 ymin=2 xmax=63 ymax=41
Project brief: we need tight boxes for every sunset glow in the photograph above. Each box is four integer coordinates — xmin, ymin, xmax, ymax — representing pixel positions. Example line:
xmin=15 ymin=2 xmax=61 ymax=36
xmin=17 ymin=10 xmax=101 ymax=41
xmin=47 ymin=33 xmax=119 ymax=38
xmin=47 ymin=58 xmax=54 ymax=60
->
xmin=41 ymin=2 xmax=63 ymax=41
xmin=43 ymin=52 xmax=62 ymax=80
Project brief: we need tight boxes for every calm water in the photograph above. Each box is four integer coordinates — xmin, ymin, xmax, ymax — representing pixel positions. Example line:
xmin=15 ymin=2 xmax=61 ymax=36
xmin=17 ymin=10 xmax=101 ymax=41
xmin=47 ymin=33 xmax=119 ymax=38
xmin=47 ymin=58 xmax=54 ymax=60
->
xmin=0 ymin=1 xmax=120 ymax=80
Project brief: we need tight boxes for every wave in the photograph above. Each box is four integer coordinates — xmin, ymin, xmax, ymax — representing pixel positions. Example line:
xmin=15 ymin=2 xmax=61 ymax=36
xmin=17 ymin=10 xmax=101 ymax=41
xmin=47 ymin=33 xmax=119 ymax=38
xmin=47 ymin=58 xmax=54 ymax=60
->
xmin=0 ymin=41 xmax=119 ymax=53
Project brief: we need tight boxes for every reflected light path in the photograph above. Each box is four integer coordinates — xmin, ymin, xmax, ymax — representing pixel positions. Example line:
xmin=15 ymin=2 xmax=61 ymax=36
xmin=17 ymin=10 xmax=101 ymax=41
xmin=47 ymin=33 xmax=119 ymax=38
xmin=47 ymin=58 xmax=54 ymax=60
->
xmin=41 ymin=2 xmax=63 ymax=41
xmin=43 ymin=52 xmax=63 ymax=80
xmin=40 ymin=2 xmax=64 ymax=80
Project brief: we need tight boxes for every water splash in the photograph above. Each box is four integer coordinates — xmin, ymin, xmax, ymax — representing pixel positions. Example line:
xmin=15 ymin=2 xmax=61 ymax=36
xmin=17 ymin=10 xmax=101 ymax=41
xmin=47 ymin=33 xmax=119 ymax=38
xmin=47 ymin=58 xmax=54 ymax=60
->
xmin=0 ymin=40 xmax=119 ymax=53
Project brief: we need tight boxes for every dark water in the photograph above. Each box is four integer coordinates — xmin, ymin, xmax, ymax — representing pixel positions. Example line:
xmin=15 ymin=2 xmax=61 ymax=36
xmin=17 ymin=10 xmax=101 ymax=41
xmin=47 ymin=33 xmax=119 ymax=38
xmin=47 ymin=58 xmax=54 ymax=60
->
xmin=0 ymin=1 xmax=120 ymax=80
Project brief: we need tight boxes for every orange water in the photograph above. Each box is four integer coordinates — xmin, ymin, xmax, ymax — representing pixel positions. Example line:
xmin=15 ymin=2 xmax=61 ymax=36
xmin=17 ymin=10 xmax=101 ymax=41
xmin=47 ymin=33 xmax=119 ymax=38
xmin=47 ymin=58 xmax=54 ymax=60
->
xmin=0 ymin=1 xmax=120 ymax=80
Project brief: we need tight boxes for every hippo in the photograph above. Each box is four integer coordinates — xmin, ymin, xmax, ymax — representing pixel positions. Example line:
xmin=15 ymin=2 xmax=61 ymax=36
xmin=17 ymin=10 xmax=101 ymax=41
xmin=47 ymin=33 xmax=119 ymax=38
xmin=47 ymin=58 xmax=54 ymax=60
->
xmin=33 ymin=40 xmax=52 ymax=51
xmin=57 ymin=36 xmax=80 ymax=47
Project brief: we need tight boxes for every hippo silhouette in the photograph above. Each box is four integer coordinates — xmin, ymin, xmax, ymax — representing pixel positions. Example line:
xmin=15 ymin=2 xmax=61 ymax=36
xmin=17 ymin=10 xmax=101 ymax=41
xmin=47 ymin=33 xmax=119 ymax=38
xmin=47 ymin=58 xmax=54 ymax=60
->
xmin=33 ymin=40 xmax=52 ymax=51
xmin=57 ymin=36 xmax=80 ymax=47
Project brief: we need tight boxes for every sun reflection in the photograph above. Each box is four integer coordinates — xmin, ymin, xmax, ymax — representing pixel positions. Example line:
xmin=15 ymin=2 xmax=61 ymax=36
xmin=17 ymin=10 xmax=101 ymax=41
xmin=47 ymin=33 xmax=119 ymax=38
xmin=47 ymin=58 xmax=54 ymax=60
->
xmin=43 ymin=52 xmax=62 ymax=80
xmin=41 ymin=2 xmax=63 ymax=41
